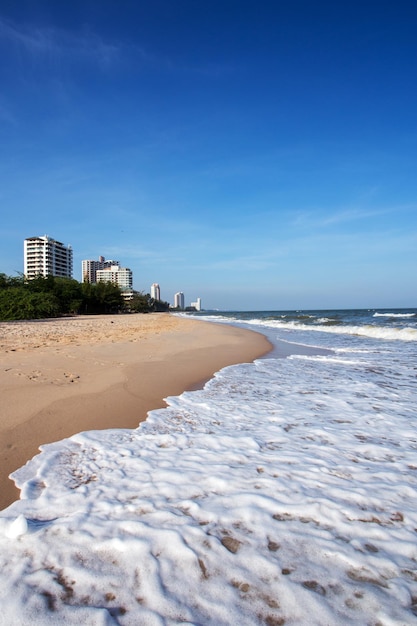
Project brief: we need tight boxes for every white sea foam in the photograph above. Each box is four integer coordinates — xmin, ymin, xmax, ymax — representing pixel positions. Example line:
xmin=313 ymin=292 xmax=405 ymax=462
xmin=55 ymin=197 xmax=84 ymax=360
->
xmin=374 ymin=312 xmax=415 ymax=318
xmin=289 ymin=353 xmax=365 ymax=366
xmin=199 ymin=310 xmax=417 ymax=342
xmin=0 ymin=316 xmax=416 ymax=625
xmin=242 ymin=318 xmax=417 ymax=342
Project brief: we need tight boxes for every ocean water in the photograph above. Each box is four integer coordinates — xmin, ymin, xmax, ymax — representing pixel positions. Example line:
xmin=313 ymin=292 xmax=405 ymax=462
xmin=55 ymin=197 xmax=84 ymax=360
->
xmin=193 ymin=307 xmax=417 ymax=344
xmin=0 ymin=308 xmax=416 ymax=625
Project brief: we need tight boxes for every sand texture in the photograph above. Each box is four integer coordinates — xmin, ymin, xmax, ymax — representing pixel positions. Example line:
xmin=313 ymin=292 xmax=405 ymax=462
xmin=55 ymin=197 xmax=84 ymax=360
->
xmin=0 ymin=313 xmax=271 ymax=509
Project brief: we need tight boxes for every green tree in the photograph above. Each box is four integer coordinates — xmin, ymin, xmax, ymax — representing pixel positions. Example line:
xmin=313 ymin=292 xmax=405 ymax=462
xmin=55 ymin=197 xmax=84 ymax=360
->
xmin=53 ymin=278 xmax=83 ymax=315
xmin=0 ymin=273 xmax=24 ymax=289
xmin=0 ymin=273 xmax=143 ymax=320
xmin=128 ymin=292 xmax=151 ymax=313
xmin=152 ymin=299 xmax=170 ymax=312
xmin=0 ymin=288 xmax=60 ymax=320
xmin=81 ymin=281 xmax=123 ymax=314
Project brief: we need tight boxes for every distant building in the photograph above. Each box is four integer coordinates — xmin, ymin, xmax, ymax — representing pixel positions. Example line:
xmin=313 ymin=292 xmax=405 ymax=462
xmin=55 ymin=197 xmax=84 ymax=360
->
xmin=24 ymin=235 xmax=73 ymax=280
xmin=191 ymin=297 xmax=202 ymax=311
xmin=151 ymin=283 xmax=161 ymax=301
xmin=82 ymin=256 xmax=119 ymax=283
xmin=96 ymin=265 xmax=133 ymax=291
xmin=174 ymin=291 xmax=185 ymax=309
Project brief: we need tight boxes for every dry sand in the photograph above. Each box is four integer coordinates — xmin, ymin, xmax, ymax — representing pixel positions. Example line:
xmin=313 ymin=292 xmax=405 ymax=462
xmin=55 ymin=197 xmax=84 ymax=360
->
xmin=0 ymin=313 xmax=271 ymax=510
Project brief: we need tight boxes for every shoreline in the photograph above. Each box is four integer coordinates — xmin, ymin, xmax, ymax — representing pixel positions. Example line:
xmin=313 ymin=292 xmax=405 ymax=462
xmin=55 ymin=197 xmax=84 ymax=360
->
xmin=0 ymin=313 xmax=271 ymax=510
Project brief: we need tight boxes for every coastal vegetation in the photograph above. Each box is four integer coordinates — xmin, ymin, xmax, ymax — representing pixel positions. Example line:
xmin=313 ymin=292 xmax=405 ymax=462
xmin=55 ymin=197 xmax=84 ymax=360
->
xmin=0 ymin=274 xmax=169 ymax=320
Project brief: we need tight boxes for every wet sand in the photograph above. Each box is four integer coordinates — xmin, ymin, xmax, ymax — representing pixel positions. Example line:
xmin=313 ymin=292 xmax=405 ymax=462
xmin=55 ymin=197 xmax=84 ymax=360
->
xmin=0 ymin=314 xmax=271 ymax=510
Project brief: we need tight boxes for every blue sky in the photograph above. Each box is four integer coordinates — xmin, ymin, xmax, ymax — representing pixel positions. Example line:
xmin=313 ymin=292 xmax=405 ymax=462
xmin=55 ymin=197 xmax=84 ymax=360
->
xmin=0 ymin=0 xmax=416 ymax=310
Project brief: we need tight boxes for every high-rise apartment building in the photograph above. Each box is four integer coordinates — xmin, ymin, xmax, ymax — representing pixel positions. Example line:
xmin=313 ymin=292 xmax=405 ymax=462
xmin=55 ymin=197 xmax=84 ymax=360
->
xmin=191 ymin=297 xmax=202 ymax=311
xmin=82 ymin=256 xmax=119 ymax=283
xmin=174 ymin=292 xmax=185 ymax=309
xmin=96 ymin=265 xmax=133 ymax=291
xmin=24 ymin=235 xmax=73 ymax=280
xmin=150 ymin=283 xmax=161 ymax=300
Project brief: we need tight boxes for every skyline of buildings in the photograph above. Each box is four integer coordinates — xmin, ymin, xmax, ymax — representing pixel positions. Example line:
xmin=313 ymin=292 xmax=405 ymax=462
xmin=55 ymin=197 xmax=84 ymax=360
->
xmin=23 ymin=236 xmax=201 ymax=309
xmin=82 ymin=256 xmax=119 ymax=284
xmin=82 ymin=256 xmax=132 ymax=292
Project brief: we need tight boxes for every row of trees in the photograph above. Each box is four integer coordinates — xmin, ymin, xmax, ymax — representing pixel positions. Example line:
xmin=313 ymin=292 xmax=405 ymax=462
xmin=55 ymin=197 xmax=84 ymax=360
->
xmin=0 ymin=274 xmax=169 ymax=321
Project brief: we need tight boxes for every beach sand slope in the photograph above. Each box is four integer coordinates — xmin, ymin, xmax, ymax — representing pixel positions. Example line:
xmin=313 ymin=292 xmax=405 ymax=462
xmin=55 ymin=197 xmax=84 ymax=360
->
xmin=0 ymin=313 xmax=270 ymax=509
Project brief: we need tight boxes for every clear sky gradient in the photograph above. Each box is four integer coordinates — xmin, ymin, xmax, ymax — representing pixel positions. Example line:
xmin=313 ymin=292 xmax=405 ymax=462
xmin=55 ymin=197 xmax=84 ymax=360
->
xmin=1 ymin=0 xmax=416 ymax=310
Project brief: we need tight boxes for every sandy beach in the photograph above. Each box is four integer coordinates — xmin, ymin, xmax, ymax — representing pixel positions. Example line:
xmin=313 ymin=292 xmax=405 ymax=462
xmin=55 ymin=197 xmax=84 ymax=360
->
xmin=0 ymin=313 xmax=271 ymax=510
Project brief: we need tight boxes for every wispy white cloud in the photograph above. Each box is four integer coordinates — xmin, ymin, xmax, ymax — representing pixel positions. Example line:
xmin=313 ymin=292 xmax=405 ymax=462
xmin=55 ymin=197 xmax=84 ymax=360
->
xmin=290 ymin=202 xmax=417 ymax=230
xmin=0 ymin=17 xmax=121 ymax=70
xmin=0 ymin=16 xmax=230 ymax=78
xmin=318 ymin=206 xmax=391 ymax=226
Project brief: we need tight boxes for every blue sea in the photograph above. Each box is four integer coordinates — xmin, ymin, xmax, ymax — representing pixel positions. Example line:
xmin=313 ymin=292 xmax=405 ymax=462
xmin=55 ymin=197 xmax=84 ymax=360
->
xmin=190 ymin=306 xmax=417 ymax=344
xmin=1 ymin=307 xmax=417 ymax=624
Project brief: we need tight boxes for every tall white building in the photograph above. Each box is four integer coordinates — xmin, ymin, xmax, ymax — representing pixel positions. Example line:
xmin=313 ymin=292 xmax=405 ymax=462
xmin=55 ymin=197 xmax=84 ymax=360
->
xmin=191 ymin=297 xmax=202 ymax=311
xmin=24 ymin=235 xmax=73 ymax=280
xmin=174 ymin=292 xmax=185 ymax=309
xmin=96 ymin=265 xmax=133 ymax=291
xmin=150 ymin=283 xmax=161 ymax=300
xmin=82 ymin=256 xmax=119 ymax=283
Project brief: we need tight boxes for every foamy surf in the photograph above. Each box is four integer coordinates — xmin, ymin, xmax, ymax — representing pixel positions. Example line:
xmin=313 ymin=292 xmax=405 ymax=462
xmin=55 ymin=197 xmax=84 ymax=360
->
xmin=0 ymin=307 xmax=416 ymax=625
